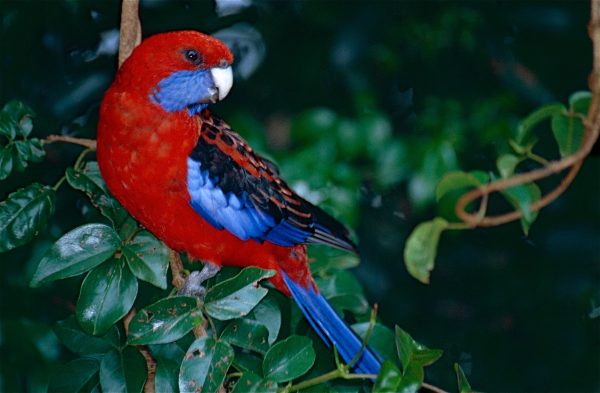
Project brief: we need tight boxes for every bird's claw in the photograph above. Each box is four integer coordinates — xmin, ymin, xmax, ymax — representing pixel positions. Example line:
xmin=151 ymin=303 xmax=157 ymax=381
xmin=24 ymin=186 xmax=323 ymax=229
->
xmin=177 ymin=263 xmax=220 ymax=298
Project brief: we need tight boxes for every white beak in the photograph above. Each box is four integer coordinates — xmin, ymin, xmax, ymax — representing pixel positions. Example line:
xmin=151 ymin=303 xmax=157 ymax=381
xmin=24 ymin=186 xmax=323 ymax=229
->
xmin=210 ymin=66 xmax=233 ymax=101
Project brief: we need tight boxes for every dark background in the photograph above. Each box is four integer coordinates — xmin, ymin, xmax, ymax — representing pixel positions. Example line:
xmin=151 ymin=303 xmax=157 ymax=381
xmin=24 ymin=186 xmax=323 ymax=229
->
xmin=1 ymin=1 xmax=598 ymax=392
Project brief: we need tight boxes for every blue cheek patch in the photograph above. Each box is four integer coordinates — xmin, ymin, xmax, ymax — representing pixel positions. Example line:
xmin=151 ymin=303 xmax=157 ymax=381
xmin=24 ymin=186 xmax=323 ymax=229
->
xmin=187 ymin=157 xmax=279 ymax=242
xmin=151 ymin=70 xmax=213 ymax=114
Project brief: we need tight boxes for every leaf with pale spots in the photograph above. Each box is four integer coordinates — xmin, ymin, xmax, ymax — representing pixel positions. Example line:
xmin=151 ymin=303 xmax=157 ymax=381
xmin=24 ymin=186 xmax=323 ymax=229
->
xmin=76 ymin=258 xmax=138 ymax=335
xmin=179 ymin=337 xmax=234 ymax=393
xmin=30 ymin=223 xmax=120 ymax=287
xmin=127 ymin=296 xmax=202 ymax=345
xmin=220 ymin=318 xmax=270 ymax=354
xmin=122 ymin=230 xmax=169 ymax=289
xmin=204 ymin=267 xmax=275 ymax=321
xmin=262 ymin=335 xmax=315 ymax=383
xmin=232 ymin=371 xmax=277 ymax=393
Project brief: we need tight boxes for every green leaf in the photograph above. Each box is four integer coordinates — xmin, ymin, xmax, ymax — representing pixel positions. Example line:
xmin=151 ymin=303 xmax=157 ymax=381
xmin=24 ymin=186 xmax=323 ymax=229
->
xmin=310 ymin=253 xmax=360 ymax=275
xmin=221 ymin=318 xmax=270 ymax=354
xmin=179 ymin=337 xmax=234 ymax=393
xmin=328 ymin=294 xmax=369 ymax=315
xmin=30 ymin=223 xmax=121 ymax=287
xmin=569 ymin=91 xmax=592 ymax=114
xmin=204 ymin=267 xmax=275 ymax=321
xmin=551 ymin=113 xmax=584 ymax=157
xmin=0 ymin=144 xmax=14 ymax=180
xmin=454 ymin=363 xmax=473 ymax=393
xmin=66 ymin=163 xmax=129 ymax=227
xmin=516 ymin=103 xmax=565 ymax=144
xmin=53 ymin=315 xmax=120 ymax=357
xmin=232 ymin=371 xmax=277 ymax=393
xmin=232 ymin=351 xmax=264 ymax=376
xmin=0 ymin=100 xmax=35 ymax=139
xmin=127 ymin=296 xmax=202 ymax=345
xmin=100 ymin=348 xmax=147 ymax=393
xmin=435 ymin=171 xmax=488 ymax=201
xmin=497 ymin=154 xmax=522 ymax=178
xmin=149 ymin=343 xmax=185 ymax=393
xmin=76 ymin=259 xmax=138 ymax=335
xmin=500 ymin=182 xmax=542 ymax=235
xmin=395 ymin=326 xmax=442 ymax=370
xmin=373 ymin=360 xmax=402 ymax=393
xmin=262 ymin=335 xmax=315 ymax=383
xmin=403 ymin=217 xmax=448 ymax=284
xmin=48 ymin=358 xmax=99 ymax=393
xmin=251 ymin=293 xmax=281 ymax=344
xmin=396 ymin=363 xmax=424 ymax=393
xmin=122 ymin=230 xmax=169 ymax=289
xmin=0 ymin=183 xmax=55 ymax=253
xmin=352 ymin=322 xmax=398 ymax=365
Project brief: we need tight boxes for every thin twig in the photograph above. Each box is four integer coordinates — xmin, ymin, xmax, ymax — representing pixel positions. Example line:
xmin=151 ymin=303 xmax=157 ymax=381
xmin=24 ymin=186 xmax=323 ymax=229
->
xmin=43 ymin=135 xmax=97 ymax=150
xmin=168 ymin=249 xmax=186 ymax=289
xmin=454 ymin=1 xmax=600 ymax=227
xmin=422 ymin=382 xmax=451 ymax=393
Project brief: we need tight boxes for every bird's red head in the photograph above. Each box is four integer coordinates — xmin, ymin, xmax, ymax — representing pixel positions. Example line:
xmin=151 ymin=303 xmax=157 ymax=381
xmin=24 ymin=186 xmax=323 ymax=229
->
xmin=115 ymin=30 xmax=234 ymax=114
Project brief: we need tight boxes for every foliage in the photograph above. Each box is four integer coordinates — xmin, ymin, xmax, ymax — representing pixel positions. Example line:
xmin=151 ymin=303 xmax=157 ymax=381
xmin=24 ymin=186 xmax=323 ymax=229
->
xmin=404 ymin=92 xmax=592 ymax=284
xmin=1 ymin=1 xmax=598 ymax=392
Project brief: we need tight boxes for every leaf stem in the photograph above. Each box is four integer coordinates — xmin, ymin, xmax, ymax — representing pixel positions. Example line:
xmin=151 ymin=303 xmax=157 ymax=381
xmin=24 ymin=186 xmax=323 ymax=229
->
xmin=74 ymin=148 xmax=94 ymax=170
xmin=52 ymin=175 xmax=67 ymax=191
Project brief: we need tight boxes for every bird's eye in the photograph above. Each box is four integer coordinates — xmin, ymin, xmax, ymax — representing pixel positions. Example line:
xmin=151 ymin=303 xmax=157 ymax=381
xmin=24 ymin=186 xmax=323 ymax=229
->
xmin=183 ymin=49 xmax=202 ymax=66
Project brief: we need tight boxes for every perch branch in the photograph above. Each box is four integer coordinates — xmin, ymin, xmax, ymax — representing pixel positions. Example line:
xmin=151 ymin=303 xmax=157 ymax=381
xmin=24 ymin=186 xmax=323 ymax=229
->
xmin=119 ymin=0 xmax=142 ymax=67
xmin=454 ymin=0 xmax=600 ymax=228
xmin=43 ymin=135 xmax=96 ymax=150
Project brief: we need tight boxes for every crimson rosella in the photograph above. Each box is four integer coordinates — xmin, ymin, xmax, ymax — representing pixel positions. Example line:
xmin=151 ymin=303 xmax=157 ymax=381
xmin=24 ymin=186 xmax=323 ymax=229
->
xmin=97 ymin=30 xmax=381 ymax=375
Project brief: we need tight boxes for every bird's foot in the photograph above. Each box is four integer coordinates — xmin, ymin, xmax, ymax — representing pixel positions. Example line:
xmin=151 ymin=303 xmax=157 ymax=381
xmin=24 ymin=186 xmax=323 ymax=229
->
xmin=178 ymin=262 xmax=221 ymax=298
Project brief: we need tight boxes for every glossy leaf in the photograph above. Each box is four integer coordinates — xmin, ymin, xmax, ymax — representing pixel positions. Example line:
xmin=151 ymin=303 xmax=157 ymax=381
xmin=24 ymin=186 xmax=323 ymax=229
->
xmin=179 ymin=337 xmax=234 ymax=393
xmin=48 ymin=358 xmax=99 ymax=393
xmin=500 ymin=183 xmax=541 ymax=235
xmin=122 ymin=230 xmax=169 ymax=289
xmin=352 ymin=322 xmax=398 ymax=365
xmin=373 ymin=360 xmax=402 ymax=393
xmin=76 ymin=259 xmax=138 ymax=335
xmin=100 ymin=348 xmax=147 ymax=393
xmin=66 ymin=163 xmax=129 ymax=227
xmin=551 ymin=113 xmax=584 ymax=157
xmin=0 ymin=183 xmax=55 ymax=253
xmin=395 ymin=326 xmax=443 ymax=369
xmin=454 ymin=363 xmax=473 ymax=393
xmin=396 ymin=362 xmax=424 ymax=393
xmin=435 ymin=171 xmax=488 ymax=201
xmin=53 ymin=315 xmax=120 ymax=358
xmin=0 ymin=144 xmax=14 ymax=180
xmin=232 ymin=351 xmax=264 ymax=376
xmin=251 ymin=293 xmax=281 ymax=344
xmin=221 ymin=318 xmax=270 ymax=354
xmin=232 ymin=371 xmax=277 ymax=393
xmin=403 ymin=217 xmax=448 ymax=284
xmin=149 ymin=343 xmax=185 ymax=393
xmin=0 ymin=100 xmax=35 ymax=139
xmin=497 ymin=154 xmax=521 ymax=178
xmin=569 ymin=91 xmax=592 ymax=114
xmin=515 ymin=103 xmax=564 ymax=145
xmin=30 ymin=223 xmax=120 ymax=287
xmin=262 ymin=335 xmax=315 ymax=383
xmin=205 ymin=267 xmax=275 ymax=321
xmin=127 ymin=296 xmax=202 ymax=345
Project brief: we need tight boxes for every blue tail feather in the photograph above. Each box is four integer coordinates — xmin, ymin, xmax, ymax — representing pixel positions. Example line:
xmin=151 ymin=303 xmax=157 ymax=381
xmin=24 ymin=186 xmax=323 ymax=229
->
xmin=282 ymin=272 xmax=382 ymax=376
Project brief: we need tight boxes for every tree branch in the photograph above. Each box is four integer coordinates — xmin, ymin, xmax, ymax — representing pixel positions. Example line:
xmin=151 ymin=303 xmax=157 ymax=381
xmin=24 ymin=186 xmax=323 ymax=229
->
xmin=119 ymin=0 xmax=142 ymax=67
xmin=454 ymin=0 xmax=600 ymax=228
xmin=43 ymin=134 xmax=97 ymax=150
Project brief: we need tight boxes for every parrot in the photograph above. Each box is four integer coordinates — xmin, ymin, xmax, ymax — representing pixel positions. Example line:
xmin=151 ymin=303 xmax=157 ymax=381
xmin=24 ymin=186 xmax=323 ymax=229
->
xmin=97 ymin=30 xmax=381 ymax=376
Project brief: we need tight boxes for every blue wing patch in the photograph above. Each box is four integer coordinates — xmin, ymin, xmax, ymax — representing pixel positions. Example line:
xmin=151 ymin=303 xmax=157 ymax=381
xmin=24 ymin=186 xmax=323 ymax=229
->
xmin=186 ymin=112 xmax=358 ymax=252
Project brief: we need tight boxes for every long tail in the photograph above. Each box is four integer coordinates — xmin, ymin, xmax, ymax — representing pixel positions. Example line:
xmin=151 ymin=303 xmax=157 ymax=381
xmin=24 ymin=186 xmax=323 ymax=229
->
xmin=282 ymin=272 xmax=381 ymax=376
